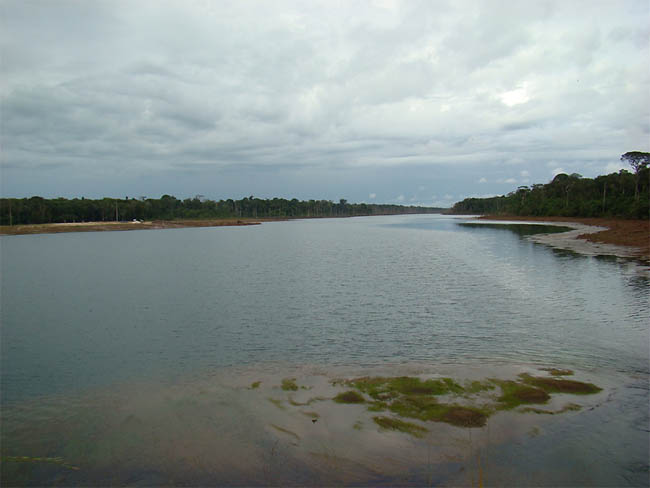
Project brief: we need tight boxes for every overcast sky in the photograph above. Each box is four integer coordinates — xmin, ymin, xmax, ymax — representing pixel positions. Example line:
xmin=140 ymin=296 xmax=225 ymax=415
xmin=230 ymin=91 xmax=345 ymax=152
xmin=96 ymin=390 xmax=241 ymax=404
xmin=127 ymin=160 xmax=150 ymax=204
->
xmin=1 ymin=0 xmax=648 ymax=206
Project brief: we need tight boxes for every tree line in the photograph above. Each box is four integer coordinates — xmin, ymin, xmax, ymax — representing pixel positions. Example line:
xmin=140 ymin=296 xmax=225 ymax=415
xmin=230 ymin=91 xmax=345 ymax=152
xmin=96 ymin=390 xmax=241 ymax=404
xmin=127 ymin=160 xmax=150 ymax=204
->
xmin=0 ymin=195 xmax=444 ymax=226
xmin=450 ymin=152 xmax=649 ymax=219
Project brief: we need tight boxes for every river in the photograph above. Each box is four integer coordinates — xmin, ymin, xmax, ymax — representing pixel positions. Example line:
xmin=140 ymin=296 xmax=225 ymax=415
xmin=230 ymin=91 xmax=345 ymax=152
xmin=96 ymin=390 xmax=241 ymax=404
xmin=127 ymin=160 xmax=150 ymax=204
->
xmin=1 ymin=215 xmax=648 ymax=486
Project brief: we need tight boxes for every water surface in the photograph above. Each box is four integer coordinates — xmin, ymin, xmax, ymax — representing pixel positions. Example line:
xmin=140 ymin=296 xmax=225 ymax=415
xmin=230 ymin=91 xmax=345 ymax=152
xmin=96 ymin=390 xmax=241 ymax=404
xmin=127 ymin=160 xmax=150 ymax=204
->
xmin=1 ymin=215 xmax=648 ymax=485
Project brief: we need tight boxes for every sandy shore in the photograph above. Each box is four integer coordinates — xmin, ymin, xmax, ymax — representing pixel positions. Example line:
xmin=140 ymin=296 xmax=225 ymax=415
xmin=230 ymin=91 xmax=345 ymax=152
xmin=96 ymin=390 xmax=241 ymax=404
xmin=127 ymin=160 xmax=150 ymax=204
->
xmin=0 ymin=219 xmax=265 ymax=235
xmin=478 ymin=215 xmax=649 ymax=261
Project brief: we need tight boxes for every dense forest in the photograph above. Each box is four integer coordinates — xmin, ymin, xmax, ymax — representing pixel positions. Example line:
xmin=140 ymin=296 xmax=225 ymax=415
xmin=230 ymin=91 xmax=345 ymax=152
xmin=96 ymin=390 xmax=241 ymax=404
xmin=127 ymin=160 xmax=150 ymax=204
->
xmin=0 ymin=195 xmax=444 ymax=226
xmin=451 ymin=152 xmax=649 ymax=219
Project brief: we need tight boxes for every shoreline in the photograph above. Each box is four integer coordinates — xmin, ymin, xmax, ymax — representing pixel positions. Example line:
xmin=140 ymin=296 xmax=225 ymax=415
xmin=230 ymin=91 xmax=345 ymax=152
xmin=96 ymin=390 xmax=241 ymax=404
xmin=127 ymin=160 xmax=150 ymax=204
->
xmin=477 ymin=215 xmax=649 ymax=261
xmin=2 ymin=214 xmax=648 ymax=261
xmin=0 ymin=218 xmax=267 ymax=236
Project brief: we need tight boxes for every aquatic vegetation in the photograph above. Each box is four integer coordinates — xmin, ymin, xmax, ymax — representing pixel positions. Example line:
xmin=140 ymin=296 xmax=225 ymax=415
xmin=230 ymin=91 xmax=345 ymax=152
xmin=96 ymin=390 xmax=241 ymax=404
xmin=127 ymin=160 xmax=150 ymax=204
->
xmin=372 ymin=416 xmax=428 ymax=438
xmin=288 ymin=396 xmax=327 ymax=406
xmin=281 ymin=378 xmax=299 ymax=391
xmin=270 ymin=424 xmax=300 ymax=441
xmin=353 ymin=421 xmax=363 ymax=431
xmin=331 ymin=372 xmax=601 ymax=430
xmin=520 ymin=374 xmax=602 ymax=394
xmin=250 ymin=381 xmax=261 ymax=389
xmin=440 ymin=406 xmax=489 ymax=428
xmin=494 ymin=380 xmax=550 ymax=409
xmin=333 ymin=390 xmax=365 ymax=404
xmin=267 ymin=397 xmax=286 ymax=410
xmin=539 ymin=368 xmax=574 ymax=376
xmin=388 ymin=396 xmax=488 ymax=427
xmin=367 ymin=401 xmax=388 ymax=412
xmin=520 ymin=403 xmax=582 ymax=415
xmin=343 ymin=376 xmax=464 ymax=400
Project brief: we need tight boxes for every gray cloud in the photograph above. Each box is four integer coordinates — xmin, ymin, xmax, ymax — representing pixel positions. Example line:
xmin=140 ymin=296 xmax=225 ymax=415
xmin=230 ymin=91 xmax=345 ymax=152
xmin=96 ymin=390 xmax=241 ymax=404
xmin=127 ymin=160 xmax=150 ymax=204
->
xmin=1 ymin=0 xmax=648 ymax=203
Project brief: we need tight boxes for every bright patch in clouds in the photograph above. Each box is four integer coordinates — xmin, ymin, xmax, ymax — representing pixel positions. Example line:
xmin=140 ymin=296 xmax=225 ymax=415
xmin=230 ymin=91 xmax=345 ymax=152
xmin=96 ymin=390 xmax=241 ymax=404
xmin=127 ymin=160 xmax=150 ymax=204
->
xmin=500 ymin=83 xmax=531 ymax=107
xmin=0 ymin=0 xmax=647 ymax=203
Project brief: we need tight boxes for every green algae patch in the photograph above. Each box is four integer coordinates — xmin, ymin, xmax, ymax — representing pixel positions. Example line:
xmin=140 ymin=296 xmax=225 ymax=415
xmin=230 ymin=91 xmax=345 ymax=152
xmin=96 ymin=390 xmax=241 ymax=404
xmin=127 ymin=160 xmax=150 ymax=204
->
xmin=540 ymin=368 xmax=574 ymax=377
xmin=267 ymin=397 xmax=286 ymax=410
xmin=494 ymin=380 xmax=550 ymax=409
xmin=329 ymin=372 xmax=601 ymax=431
xmin=250 ymin=381 xmax=261 ymax=389
xmin=333 ymin=390 xmax=365 ymax=404
xmin=343 ymin=376 xmax=464 ymax=400
xmin=388 ymin=396 xmax=488 ymax=427
xmin=441 ymin=406 xmax=489 ymax=428
xmin=367 ymin=401 xmax=388 ymax=412
xmin=281 ymin=378 xmax=299 ymax=391
xmin=372 ymin=416 xmax=428 ymax=438
xmin=520 ymin=374 xmax=602 ymax=395
xmin=388 ymin=395 xmax=445 ymax=420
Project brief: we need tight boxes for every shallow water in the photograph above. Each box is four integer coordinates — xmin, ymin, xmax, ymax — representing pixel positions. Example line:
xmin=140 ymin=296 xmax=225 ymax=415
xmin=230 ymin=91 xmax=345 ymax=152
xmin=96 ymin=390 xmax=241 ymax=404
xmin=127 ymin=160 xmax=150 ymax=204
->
xmin=1 ymin=215 xmax=648 ymax=486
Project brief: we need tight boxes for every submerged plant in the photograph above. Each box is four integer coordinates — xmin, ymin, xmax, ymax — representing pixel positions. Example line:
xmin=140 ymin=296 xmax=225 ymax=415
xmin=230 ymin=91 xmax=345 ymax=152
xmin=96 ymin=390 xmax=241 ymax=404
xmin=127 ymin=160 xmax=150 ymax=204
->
xmin=493 ymin=379 xmax=550 ymax=409
xmin=519 ymin=374 xmax=602 ymax=394
xmin=372 ymin=416 xmax=428 ymax=438
xmin=343 ymin=376 xmax=464 ymax=400
xmin=329 ymin=372 xmax=601 ymax=433
xmin=520 ymin=403 xmax=582 ymax=415
xmin=333 ymin=390 xmax=365 ymax=404
xmin=281 ymin=378 xmax=299 ymax=391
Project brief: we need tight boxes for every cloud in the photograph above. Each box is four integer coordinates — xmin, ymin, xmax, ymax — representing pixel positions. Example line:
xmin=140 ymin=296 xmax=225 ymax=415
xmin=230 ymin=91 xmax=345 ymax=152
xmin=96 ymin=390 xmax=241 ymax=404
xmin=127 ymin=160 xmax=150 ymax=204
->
xmin=500 ymin=83 xmax=531 ymax=107
xmin=369 ymin=192 xmax=377 ymax=199
xmin=604 ymin=162 xmax=625 ymax=174
xmin=1 ymin=0 xmax=648 ymax=202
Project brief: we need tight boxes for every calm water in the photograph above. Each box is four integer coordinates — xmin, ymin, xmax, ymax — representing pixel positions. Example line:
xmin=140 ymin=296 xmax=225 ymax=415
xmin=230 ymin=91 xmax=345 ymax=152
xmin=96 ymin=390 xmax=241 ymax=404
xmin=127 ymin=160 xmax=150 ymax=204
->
xmin=1 ymin=215 xmax=648 ymax=486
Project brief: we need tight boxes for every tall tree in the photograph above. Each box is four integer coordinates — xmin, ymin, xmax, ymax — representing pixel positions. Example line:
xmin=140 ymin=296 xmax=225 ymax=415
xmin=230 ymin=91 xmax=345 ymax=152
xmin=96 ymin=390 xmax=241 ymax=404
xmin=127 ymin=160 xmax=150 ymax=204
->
xmin=621 ymin=151 xmax=650 ymax=201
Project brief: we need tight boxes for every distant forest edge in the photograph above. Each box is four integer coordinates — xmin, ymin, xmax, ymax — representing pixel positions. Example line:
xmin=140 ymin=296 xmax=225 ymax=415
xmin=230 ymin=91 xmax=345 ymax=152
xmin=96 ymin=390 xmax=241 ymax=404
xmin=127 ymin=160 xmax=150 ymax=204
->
xmin=451 ymin=152 xmax=649 ymax=220
xmin=0 ymin=195 xmax=445 ymax=226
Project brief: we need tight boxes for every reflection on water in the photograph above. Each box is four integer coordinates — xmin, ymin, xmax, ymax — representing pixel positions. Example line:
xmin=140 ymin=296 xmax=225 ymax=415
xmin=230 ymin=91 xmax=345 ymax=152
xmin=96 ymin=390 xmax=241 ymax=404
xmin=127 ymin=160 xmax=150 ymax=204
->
xmin=457 ymin=222 xmax=573 ymax=236
xmin=1 ymin=215 xmax=648 ymax=486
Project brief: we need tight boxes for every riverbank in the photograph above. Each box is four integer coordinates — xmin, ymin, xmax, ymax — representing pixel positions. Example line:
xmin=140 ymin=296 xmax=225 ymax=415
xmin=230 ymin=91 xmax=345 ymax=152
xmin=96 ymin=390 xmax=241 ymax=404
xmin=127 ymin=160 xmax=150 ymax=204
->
xmin=479 ymin=215 xmax=649 ymax=260
xmin=0 ymin=218 xmax=266 ymax=235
